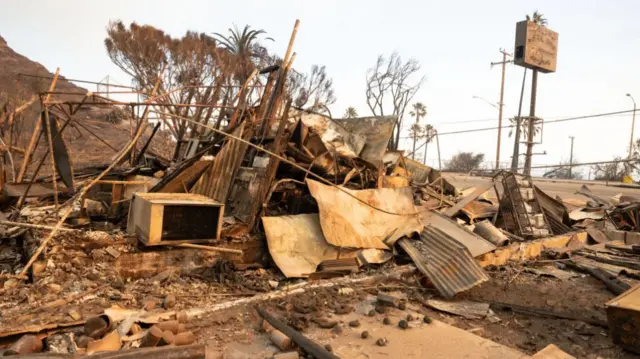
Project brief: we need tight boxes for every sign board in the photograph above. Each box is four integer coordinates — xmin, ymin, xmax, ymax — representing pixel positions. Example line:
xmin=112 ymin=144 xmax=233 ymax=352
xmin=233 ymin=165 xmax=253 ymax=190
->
xmin=514 ymin=20 xmax=558 ymax=73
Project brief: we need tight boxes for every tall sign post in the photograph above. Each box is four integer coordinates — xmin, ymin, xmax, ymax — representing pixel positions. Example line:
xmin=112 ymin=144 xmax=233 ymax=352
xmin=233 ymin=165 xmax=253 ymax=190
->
xmin=513 ymin=20 xmax=558 ymax=175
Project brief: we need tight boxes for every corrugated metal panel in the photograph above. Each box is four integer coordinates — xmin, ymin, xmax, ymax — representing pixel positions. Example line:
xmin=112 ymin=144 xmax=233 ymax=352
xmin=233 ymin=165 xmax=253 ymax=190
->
xmin=194 ymin=123 xmax=247 ymax=203
xmin=398 ymin=225 xmax=489 ymax=298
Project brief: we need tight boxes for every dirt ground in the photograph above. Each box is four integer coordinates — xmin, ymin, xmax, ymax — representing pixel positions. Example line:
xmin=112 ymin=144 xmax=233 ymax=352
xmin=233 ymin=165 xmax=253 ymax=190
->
xmin=173 ymin=262 xmax=638 ymax=359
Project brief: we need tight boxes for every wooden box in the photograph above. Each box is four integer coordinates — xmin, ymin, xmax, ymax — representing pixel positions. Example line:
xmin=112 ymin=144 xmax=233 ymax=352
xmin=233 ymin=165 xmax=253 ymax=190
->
xmin=606 ymin=284 xmax=640 ymax=353
xmin=127 ymin=193 xmax=223 ymax=246
xmin=514 ymin=20 xmax=559 ymax=73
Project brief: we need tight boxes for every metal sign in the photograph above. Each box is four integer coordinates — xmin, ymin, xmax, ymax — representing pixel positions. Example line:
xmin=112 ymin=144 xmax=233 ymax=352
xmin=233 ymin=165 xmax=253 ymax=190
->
xmin=514 ymin=21 xmax=559 ymax=73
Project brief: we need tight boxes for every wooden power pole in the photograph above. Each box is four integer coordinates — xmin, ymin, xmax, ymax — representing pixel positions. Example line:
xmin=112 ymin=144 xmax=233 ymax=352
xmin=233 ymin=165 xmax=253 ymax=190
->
xmin=491 ymin=49 xmax=512 ymax=170
xmin=523 ymin=69 xmax=538 ymax=176
xmin=568 ymin=136 xmax=575 ymax=178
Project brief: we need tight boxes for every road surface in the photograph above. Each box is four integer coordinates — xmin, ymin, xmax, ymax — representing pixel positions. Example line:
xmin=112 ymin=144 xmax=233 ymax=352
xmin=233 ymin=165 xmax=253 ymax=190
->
xmin=443 ymin=173 xmax=640 ymax=204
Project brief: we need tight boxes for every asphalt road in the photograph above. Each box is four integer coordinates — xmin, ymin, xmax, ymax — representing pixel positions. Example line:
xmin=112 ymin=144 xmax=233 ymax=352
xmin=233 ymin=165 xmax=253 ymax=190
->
xmin=443 ymin=173 xmax=640 ymax=203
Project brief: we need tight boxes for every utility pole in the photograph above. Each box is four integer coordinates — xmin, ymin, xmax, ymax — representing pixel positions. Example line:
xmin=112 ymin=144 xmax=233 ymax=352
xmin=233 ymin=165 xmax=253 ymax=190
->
xmin=510 ymin=68 xmax=527 ymax=172
xmin=626 ymin=93 xmax=636 ymax=175
xmin=568 ymin=136 xmax=575 ymax=179
xmin=524 ymin=69 xmax=538 ymax=176
xmin=491 ymin=49 xmax=512 ymax=170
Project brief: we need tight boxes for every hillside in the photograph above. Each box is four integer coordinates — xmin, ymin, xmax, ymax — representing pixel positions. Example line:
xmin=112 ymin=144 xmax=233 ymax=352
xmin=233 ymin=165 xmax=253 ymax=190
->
xmin=0 ymin=34 xmax=173 ymax=176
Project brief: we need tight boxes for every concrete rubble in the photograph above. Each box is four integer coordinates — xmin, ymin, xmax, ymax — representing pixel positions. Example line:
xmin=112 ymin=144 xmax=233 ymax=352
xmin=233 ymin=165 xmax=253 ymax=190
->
xmin=0 ymin=24 xmax=639 ymax=359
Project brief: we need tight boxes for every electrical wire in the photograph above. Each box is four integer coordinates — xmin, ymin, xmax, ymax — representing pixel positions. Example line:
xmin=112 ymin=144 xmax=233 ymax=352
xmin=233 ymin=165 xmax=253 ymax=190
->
xmin=401 ymin=108 xmax=639 ymax=138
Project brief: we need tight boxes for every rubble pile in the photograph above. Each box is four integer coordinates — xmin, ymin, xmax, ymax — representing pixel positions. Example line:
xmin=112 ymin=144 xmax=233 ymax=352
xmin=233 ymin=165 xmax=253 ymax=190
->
xmin=1 ymin=23 xmax=640 ymax=359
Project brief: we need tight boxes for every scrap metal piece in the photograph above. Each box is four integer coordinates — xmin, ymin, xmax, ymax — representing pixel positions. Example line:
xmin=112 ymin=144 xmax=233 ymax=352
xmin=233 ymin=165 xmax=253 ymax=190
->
xmin=473 ymin=220 xmax=509 ymax=247
xmin=425 ymin=299 xmax=491 ymax=319
xmin=334 ymin=115 xmax=397 ymax=166
xmin=576 ymin=184 xmax=611 ymax=207
xmin=42 ymin=112 xmax=75 ymax=191
xmin=421 ymin=211 xmax=496 ymax=257
xmin=262 ymin=214 xmax=356 ymax=278
xmin=443 ymin=182 xmax=494 ymax=217
xmin=293 ymin=109 xmax=366 ymax=159
xmin=398 ymin=225 xmax=489 ymax=299
xmin=306 ymin=179 xmax=423 ymax=249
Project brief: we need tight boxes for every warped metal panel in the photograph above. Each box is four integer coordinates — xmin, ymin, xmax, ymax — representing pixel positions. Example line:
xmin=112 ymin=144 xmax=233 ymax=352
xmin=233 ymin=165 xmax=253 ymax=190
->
xmin=398 ymin=225 xmax=489 ymax=298
xmin=307 ymin=179 xmax=423 ymax=249
xmin=194 ymin=123 xmax=247 ymax=203
xmin=335 ymin=115 xmax=397 ymax=166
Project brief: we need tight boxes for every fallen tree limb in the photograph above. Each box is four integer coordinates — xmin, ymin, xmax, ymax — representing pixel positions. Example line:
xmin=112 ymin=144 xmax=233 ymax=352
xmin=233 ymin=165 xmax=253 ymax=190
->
xmin=489 ymin=301 xmax=609 ymax=328
xmin=0 ymin=220 xmax=75 ymax=232
xmin=170 ymin=243 xmax=243 ymax=255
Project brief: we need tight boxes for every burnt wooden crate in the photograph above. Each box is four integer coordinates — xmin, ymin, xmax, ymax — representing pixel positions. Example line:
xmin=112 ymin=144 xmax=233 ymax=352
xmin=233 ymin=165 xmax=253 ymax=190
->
xmin=606 ymin=283 xmax=640 ymax=353
xmin=127 ymin=193 xmax=223 ymax=246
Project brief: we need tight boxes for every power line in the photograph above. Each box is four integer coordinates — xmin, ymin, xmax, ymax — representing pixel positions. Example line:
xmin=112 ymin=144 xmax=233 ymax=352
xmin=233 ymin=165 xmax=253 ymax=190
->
xmin=401 ymin=109 xmax=638 ymax=138
xmin=430 ymin=112 xmax=636 ymax=126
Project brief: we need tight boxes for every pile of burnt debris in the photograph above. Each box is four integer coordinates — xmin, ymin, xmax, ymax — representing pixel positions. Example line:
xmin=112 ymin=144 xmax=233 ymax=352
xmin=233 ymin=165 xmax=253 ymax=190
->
xmin=2 ymin=31 xmax=640 ymax=359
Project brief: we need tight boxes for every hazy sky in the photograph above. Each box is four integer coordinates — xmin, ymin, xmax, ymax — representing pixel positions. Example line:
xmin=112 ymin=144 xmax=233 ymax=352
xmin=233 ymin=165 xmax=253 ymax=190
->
xmin=2 ymin=0 xmax=639 ymax=176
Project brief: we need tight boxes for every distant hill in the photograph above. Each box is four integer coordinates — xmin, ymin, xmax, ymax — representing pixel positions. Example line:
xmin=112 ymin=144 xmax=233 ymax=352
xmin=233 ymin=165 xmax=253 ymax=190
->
xmin=0 ymin=35 xmax=173 ymax=176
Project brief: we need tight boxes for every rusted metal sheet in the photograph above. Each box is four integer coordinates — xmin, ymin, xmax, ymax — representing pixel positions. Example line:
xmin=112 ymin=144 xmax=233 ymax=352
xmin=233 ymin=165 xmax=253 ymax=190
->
xmin=335 ymin=115 xmax=397 ymax=166
xmin=306 ymin=179 xmax=423 ymax=249
xmin=262 ymin=213 xmax=357 ymax=278
xmin=461 ymin=200 xmax=497 ymax=221
xmin=226 ymin=167 xmax=265 ymax=223
xmin=42 ymin=112 xmax=75 ymax=191
xmin=606 ymin=284 xmax=640 ymax=353
xmin=292 ymin=109 xmax=366 ymax=159
xmin=534 ymin=185 xmax=572 ymax=235
xmin=403 ymin=157 xmax=458 ymax=195
xmin=443 ymin=182 xmax=494 ymax=217
xmin=421 ymin=211 xmax=496 ymax=257
xmin=398 ymin=225 xmax=489 ymax=299
xmin=477 ymin=231 xmax=588 ymax=267
xmin=194 ymin=123 xmax=247 ymax=203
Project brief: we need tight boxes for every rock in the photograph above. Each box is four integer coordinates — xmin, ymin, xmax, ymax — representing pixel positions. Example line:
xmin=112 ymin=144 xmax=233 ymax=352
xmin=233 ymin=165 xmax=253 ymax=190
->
xmin=423 ymin=315 xmax=432 ymax=324
xmin=367 ymin=310 xmax=376 ymax=317
xmin=268 ymin=280 xmax=279 ymax=289
xmin=348 ymin=320 xmax=361 ymax=328
xmin=324 ymin=344 xmax=333 ymax=352
xmin=406 ymin=314 xmax=414 ymax=321
xmin=377 ymin=293 xmax=400 ymax=307
xmin=331 ymin=325 xmax=343 ymax=335
xmin=75 ymin=335 xmax=92 ymax=349
xmin=3 ymin=279 xmax=17 ymax=289
xmin=142 ymin=296 xmax=159 ymax=311
xmin=156 ymin=320 xmax=179 ymax=334
xmin=546 ymin=299 xmax=557 ymax=307
xmin=361 ymin=331 xmax=369 ymax=339
xmin=376 ymin=338 xmax=388 ymax=347
xmin=398 ymin=302 xmax=407 ymax=310
xmin=163 ymin=294 xmax=176 ymax=309
xmin=174 ymin=332 xmax=196 ymax=346
xmin=176 ymin=311 xmax=189 ymax=323
xmin=398 ymin=320 xmax=409 ymax=329
xmin=383 ymin=317 xmax=391 ymax=325
xmin=314 ymin=317 xmax=338 ymax=329
xmin=375 ymin=305 xmax=387 ymax=314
